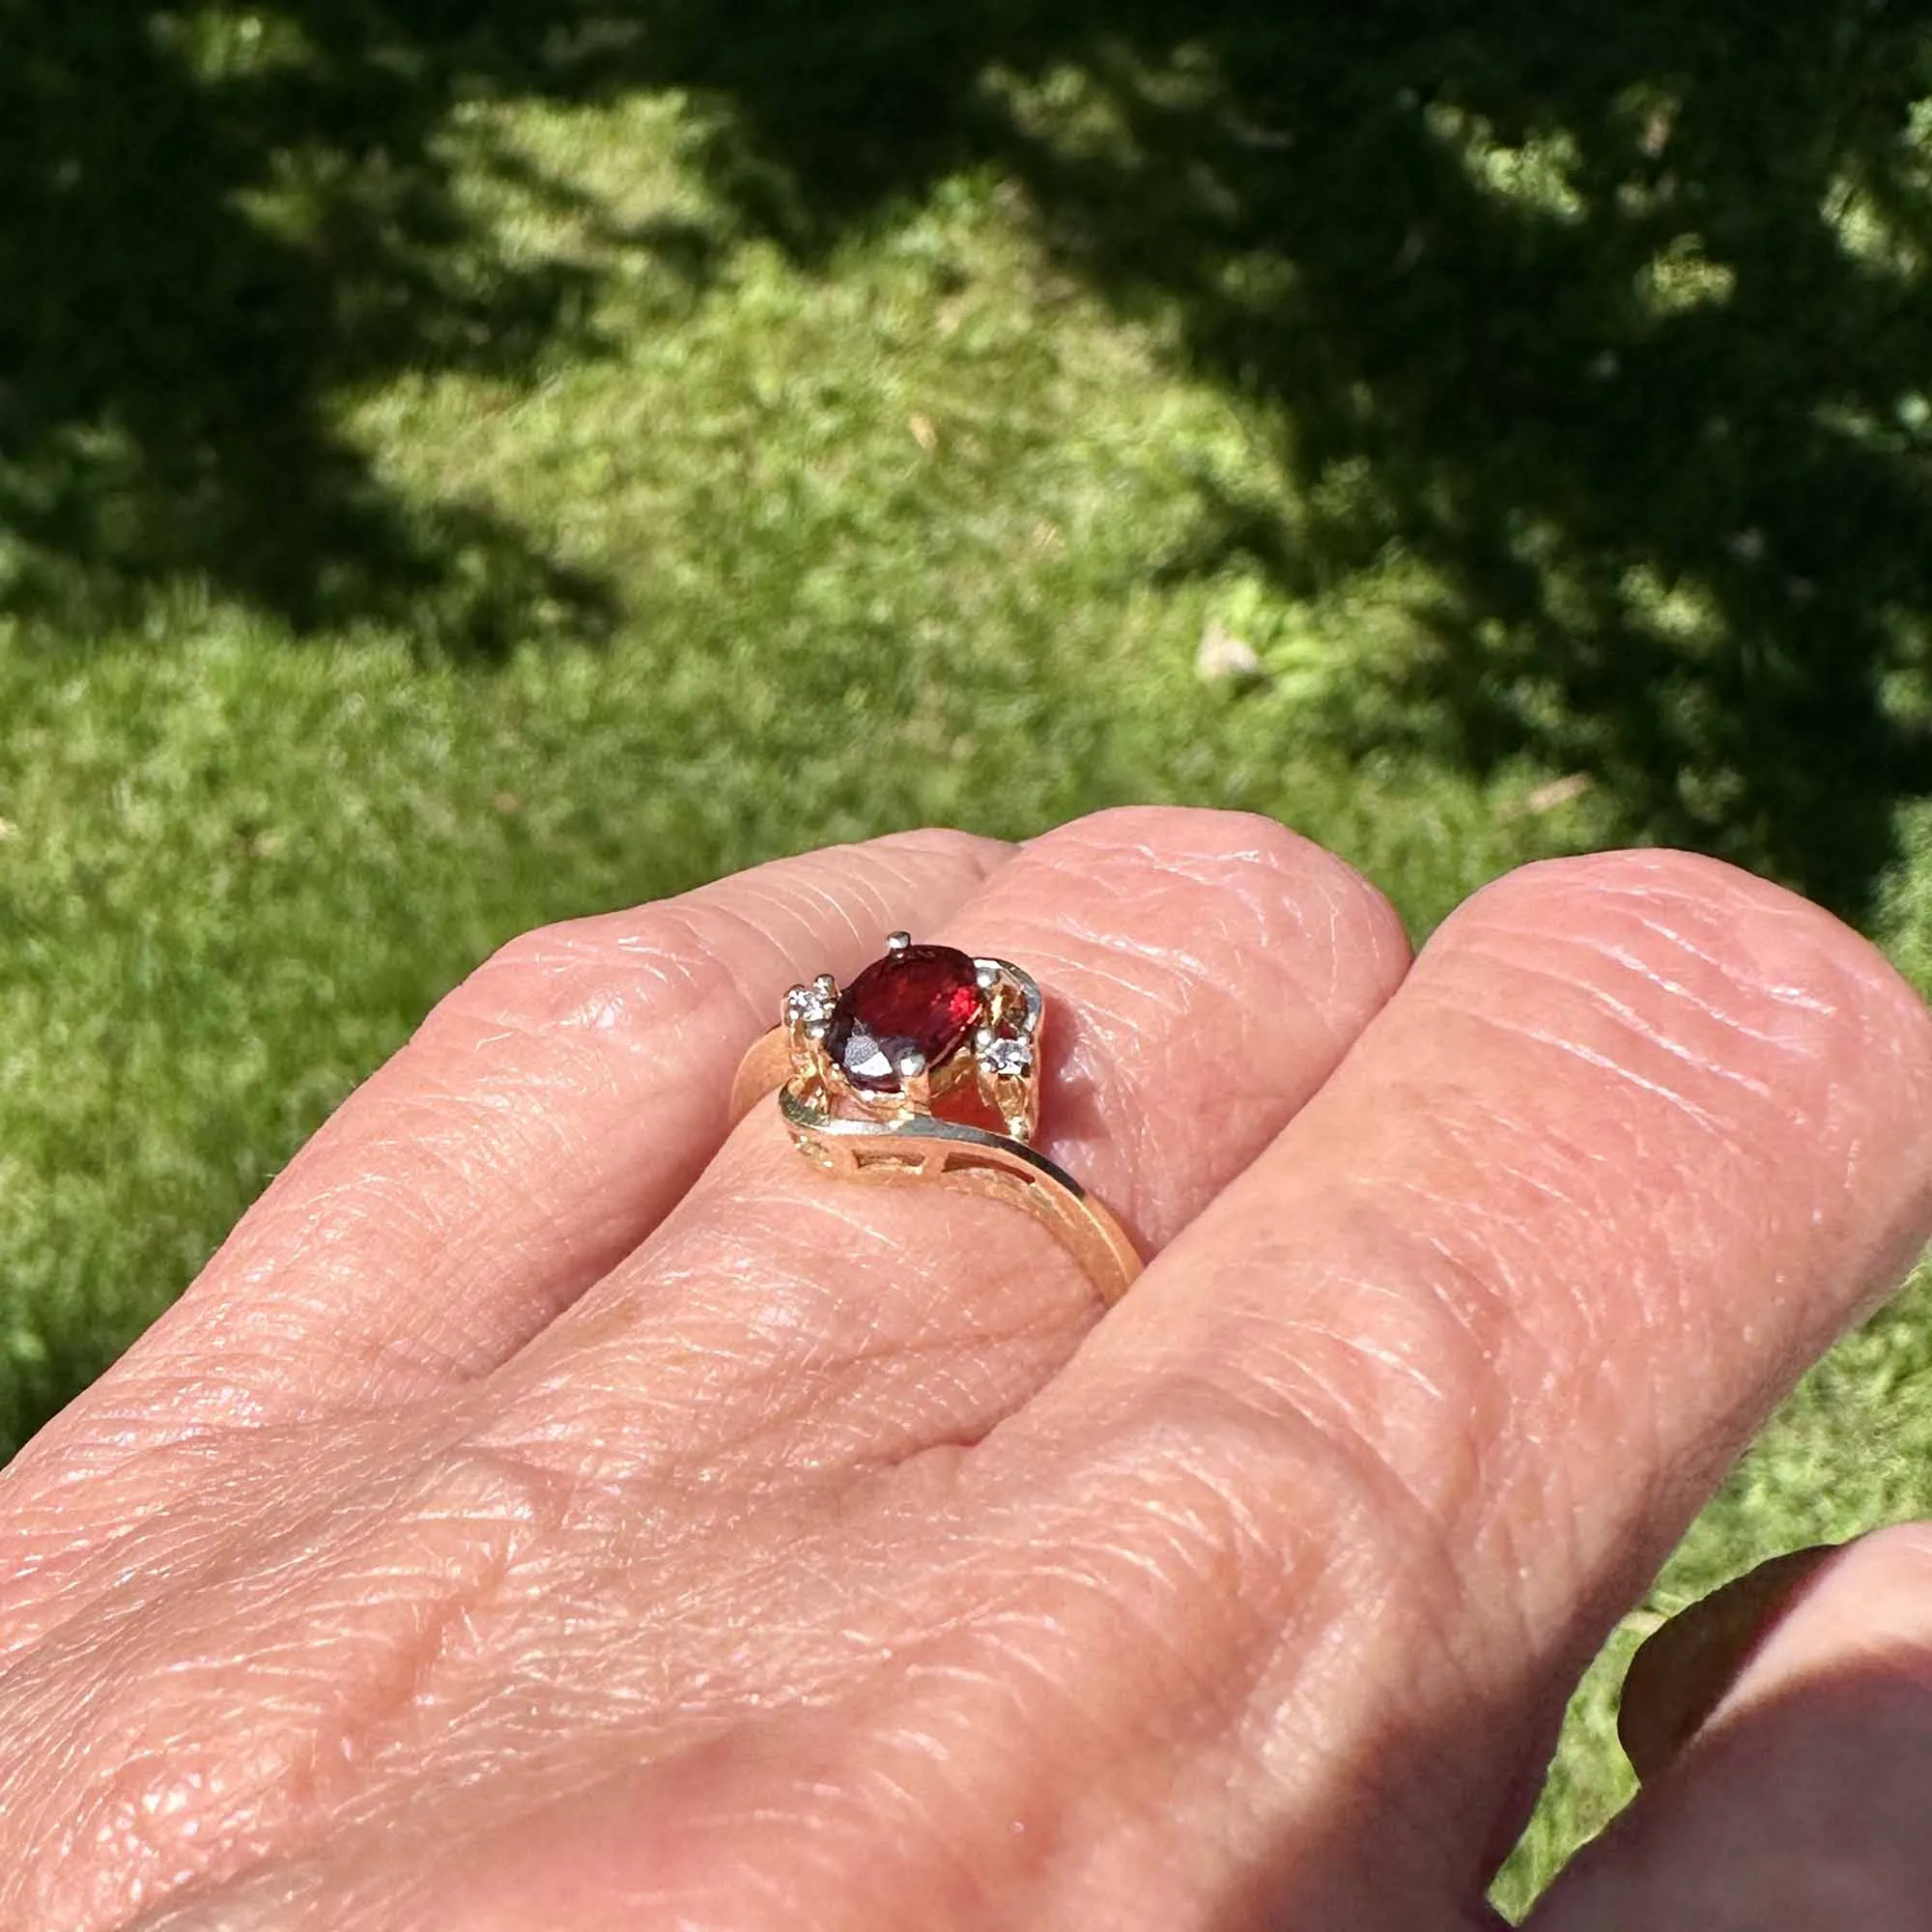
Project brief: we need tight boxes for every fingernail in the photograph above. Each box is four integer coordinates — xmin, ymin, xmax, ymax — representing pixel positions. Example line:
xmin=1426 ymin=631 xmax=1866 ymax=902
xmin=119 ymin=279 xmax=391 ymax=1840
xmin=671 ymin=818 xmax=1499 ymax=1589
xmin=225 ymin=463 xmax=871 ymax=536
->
xmin=1618 ymin=1544 xmax=1840 ymax=1781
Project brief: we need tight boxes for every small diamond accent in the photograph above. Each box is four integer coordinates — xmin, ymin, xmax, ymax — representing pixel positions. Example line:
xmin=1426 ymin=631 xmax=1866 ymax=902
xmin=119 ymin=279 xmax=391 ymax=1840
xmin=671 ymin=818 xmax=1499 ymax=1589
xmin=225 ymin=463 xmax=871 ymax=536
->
xmin=786 ymin=984 xmax=833 ymax=1028
xmin=981 ymin=1035 xmax=1033 ymax=1079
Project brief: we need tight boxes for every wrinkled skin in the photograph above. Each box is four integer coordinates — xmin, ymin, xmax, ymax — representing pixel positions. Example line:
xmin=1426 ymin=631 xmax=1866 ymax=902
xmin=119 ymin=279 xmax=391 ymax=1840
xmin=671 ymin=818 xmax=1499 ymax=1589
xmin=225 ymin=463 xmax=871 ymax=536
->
xmin=2 ymin=808 xmax=1929 ymax=1932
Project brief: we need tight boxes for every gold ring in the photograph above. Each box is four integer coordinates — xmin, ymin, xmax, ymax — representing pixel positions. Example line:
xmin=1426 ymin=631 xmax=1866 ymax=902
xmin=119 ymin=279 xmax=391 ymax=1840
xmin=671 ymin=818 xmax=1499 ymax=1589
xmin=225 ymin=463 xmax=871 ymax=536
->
xmin=729 ymin=933 xmax=1143 ymax=1307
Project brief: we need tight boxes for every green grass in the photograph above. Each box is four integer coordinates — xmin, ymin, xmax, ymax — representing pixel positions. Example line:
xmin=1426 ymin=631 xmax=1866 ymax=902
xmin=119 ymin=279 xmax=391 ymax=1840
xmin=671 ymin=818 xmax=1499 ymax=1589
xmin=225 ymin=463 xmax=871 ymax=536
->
xmin=3 ymin=5 xmax=1932 ymax=1916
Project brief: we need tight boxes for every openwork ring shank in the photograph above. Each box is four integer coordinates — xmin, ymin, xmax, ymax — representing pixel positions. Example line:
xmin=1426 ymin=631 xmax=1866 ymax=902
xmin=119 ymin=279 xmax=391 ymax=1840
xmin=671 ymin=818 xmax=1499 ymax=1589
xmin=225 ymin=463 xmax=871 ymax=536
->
xmin=774 ymin=1082 xmax=1142 ymax=1308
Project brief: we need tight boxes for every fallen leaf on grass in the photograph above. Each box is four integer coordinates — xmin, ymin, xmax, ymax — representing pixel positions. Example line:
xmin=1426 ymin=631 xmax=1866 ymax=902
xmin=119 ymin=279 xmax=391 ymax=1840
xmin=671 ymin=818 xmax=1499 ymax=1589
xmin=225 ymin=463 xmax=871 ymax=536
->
xmin=1522 ymin=773 xmax=1595 ymax=814
xmin=1196 ymin=619 xmax=1266 ymax=686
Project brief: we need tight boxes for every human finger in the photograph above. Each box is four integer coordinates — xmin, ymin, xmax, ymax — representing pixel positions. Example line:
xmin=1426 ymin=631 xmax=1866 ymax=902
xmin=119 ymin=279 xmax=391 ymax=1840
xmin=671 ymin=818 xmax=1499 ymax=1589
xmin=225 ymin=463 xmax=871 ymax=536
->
xmin=981 ymin=851 xmax=1932 ymax=1925
xmin=1617 ymin=1542 xmax=1840 ymax=1782
xmin=490 ymin=806 xmax=1410 ymax=1476
xmin=1534 ymin=1523 xmax=1932 ymax=1928
xmin=10 ymin=830 xmax=1006 ymax=1461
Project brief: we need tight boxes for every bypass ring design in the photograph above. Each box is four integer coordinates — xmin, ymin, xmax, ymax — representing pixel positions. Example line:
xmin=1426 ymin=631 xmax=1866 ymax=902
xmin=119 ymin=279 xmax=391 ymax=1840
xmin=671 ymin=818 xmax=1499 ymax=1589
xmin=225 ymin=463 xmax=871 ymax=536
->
xmin=729 ymin=934 xmax=1143 ymax=1307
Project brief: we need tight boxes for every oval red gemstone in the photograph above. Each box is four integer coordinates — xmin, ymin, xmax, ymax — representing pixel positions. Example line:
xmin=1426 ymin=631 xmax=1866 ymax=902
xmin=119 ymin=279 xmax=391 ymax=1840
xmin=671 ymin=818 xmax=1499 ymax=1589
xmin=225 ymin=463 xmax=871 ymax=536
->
xmin=826 ymin=944 xmax=982 ymax=1094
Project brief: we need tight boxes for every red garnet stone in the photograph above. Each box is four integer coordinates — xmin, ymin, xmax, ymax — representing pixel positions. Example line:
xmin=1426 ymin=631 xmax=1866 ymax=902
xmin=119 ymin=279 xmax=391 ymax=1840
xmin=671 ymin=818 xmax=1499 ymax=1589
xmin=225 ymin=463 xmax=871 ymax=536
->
xmin=826 ymin=944 xmax=982 ymax=1094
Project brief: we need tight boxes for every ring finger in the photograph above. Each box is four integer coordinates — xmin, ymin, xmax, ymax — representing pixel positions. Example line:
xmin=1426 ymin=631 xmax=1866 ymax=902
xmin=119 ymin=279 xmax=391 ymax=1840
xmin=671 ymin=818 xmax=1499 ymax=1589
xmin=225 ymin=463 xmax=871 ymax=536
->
xmin=487 ymin=806 xmax=1411 ymax=1477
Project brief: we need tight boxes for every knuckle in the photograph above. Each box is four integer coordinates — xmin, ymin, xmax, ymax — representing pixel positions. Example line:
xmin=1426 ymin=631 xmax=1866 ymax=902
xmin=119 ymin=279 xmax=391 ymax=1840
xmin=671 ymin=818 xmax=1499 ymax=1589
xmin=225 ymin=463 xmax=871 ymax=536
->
xmin=1031 ymin=805 xmax=1409 ymax=988
xmin=1443 ymin=848 xmax=1932 ymax=1096
xmin=858 ymin=824 xmax=1007 ymax=870
xmin=430 ymin=901 xmax=748 ymax=1044
xmin=1062 ymin=1371 xmax=1461 ymax=1649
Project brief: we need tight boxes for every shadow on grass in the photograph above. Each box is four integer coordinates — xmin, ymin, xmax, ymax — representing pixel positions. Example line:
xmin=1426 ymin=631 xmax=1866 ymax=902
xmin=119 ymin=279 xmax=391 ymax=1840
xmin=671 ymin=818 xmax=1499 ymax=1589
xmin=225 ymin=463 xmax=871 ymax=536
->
xmin=627 ymin=0 xmax=1932 ymax=920
xmin=0 ymin=0 xmax=621 ymax=658
xmin=4 ymin=1 xmax=1930 ymax=896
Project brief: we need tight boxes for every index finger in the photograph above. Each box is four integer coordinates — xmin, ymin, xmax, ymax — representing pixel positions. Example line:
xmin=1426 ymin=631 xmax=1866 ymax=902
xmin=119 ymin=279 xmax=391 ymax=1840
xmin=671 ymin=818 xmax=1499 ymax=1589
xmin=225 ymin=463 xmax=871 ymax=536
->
xmin=12 ymin=829 xmax=1008 ymax=1460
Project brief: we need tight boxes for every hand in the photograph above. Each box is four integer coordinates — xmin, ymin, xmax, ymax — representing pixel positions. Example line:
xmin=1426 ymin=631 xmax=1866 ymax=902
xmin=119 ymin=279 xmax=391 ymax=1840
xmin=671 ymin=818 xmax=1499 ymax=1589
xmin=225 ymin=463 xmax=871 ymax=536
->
xmin=1 ymin=808 xmax=1926 ymax=1931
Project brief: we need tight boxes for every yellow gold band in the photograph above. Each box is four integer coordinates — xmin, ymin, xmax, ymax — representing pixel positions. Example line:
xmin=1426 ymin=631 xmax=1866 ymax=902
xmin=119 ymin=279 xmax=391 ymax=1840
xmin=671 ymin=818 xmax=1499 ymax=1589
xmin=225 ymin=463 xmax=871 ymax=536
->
xmin=730 ymin=1003 xmax=1143 ymax=1310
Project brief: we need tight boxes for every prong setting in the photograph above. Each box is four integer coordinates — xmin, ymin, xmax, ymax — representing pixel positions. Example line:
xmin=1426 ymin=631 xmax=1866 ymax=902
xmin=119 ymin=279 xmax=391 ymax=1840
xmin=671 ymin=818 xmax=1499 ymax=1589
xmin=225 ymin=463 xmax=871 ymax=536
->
xmin=895 ymin=1050 xmax=934 ymax=1116
xmin=968 ymin=955 xmax=1043 ymax=1142
xmin=780 ymin=942 xmax=1041 ymax=1140
xmin=785 ymin=980 xmax=835 ymax=1026
xmin=749 ymin=942 xmax=1141 ymax=1308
